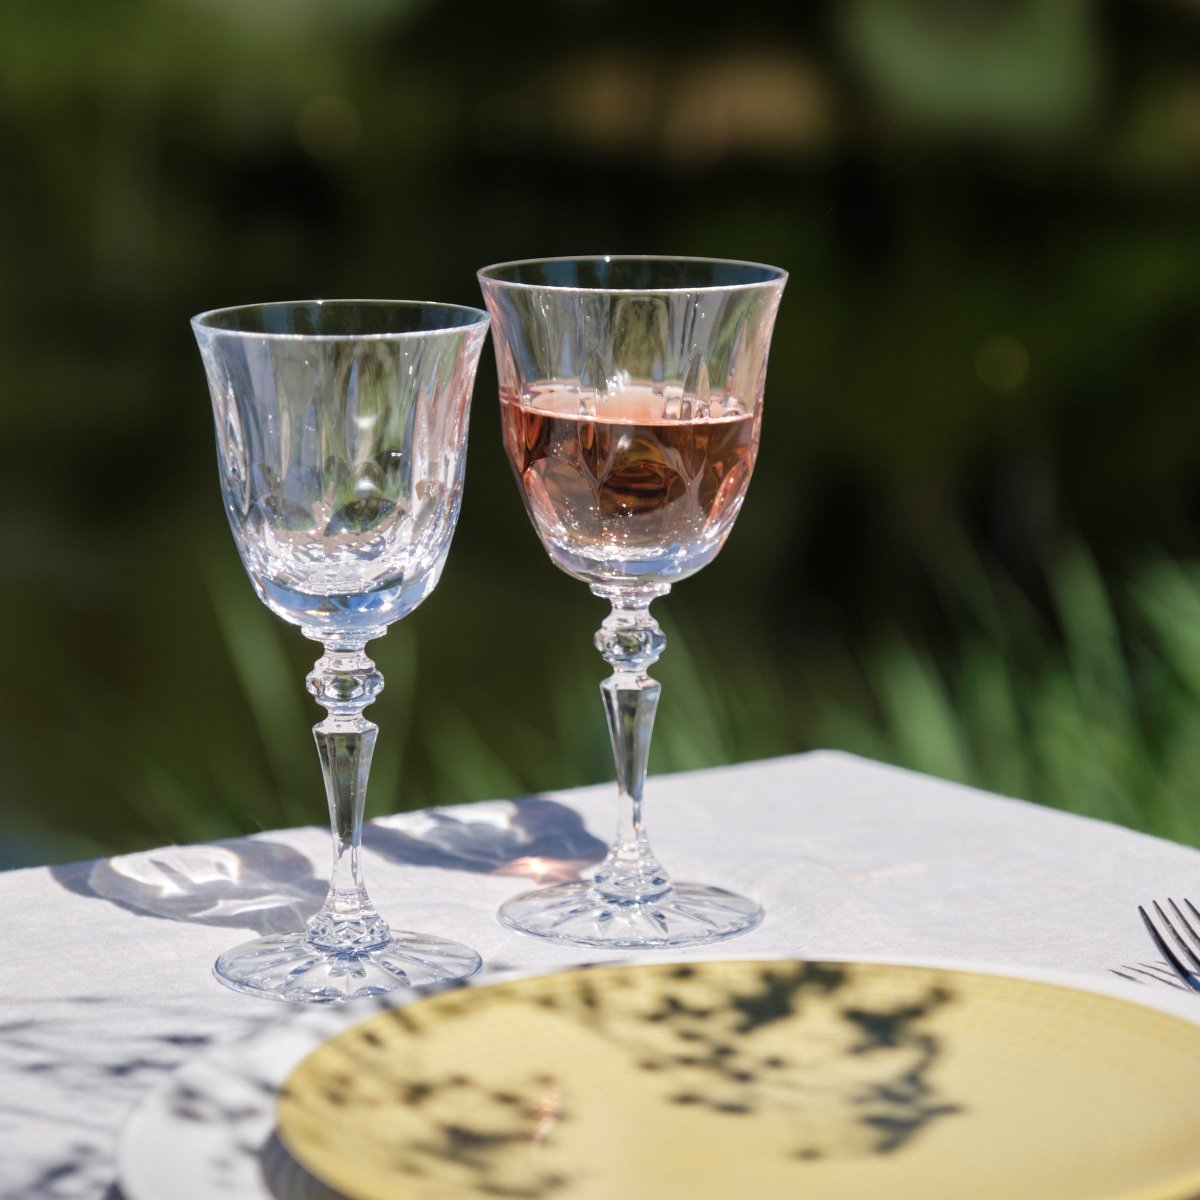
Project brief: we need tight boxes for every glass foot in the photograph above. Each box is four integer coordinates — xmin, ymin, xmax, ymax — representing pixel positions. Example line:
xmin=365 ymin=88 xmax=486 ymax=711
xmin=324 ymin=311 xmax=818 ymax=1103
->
xmin=498 ymin=879 xmax=763 ymax=949
xmin=213 ymin=929 xmax=482 ymax=1003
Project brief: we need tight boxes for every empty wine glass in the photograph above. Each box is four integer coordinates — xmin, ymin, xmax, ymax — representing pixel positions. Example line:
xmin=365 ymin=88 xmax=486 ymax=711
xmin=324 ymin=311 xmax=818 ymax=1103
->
xmin=479 ymin=256 xmax=786 ymax=948
xmin=191 ymin=299 xmax=489 ymax=1001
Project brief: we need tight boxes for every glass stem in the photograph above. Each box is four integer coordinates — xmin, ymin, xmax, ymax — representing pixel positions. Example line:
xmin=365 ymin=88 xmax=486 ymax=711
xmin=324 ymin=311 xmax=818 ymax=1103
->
xmin=592 ymin=595 xmax=671 ymax=903
xmin=302 ymin=627 xmax=390 ymax=952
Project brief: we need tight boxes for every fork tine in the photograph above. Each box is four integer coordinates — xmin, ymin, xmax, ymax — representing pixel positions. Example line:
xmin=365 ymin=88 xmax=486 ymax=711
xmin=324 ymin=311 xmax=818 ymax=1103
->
xmin=1184 ymin=897 xmax=1200 ymax=928
xmin=1112 ymin=965 xmax=1190 ymax=991
xmin=1139 ymin=905 xmax=1198 ymax=989
xmin=1153 ymin=900 xmax=1200 ymax=972
xmin=1138 ymin=960 xmax=1189 ymax=982
xmin=1129 ymin=963 xmax=1189 ymax=990
xmin=1168 ymin=898 xmax=1200 ymax=956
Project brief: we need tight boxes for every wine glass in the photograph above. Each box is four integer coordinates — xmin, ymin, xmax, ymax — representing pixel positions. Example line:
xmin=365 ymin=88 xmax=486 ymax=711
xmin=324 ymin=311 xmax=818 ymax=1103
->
xmin=191 ymin=299 xmax=489 ymax=1002
xmin=478 ymin=256 xmax=787 ymax=948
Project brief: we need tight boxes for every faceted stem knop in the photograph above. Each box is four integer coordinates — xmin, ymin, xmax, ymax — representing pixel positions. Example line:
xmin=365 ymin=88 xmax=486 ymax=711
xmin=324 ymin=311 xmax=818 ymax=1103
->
xmin=305 ymin=637 xmax=386 ymax=714
xmin=593 ymin=600 xmax=672 ymax=903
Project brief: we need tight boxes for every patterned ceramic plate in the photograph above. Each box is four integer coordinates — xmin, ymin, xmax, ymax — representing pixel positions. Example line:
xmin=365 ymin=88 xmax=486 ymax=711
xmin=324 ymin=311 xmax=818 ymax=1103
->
xmin=276 ymin=958 xmax=1200 ymax=1200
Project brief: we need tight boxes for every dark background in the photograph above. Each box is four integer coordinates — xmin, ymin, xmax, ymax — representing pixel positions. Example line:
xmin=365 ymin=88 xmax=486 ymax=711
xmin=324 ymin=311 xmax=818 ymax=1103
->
xmin=5 ymin=0 xmax=1200 ymax=867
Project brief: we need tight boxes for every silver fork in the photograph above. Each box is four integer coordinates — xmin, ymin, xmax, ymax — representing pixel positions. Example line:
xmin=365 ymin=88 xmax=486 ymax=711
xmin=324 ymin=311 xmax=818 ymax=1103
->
xmin=1138 ymin=899 xmax=1200 ymax=991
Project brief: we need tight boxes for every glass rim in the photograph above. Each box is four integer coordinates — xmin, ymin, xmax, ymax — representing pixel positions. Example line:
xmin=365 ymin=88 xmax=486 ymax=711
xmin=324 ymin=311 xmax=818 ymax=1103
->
xmin=190 ymin=298 xmax=491 ymax=340
xmin=476 ymin=254 xmax=788 ymax=294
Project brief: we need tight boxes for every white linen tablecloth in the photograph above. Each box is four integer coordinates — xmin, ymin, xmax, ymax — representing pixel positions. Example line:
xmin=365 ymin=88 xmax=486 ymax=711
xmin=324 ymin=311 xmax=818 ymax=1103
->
xmin=3 ymin=749 xmax=1199 ymax=1199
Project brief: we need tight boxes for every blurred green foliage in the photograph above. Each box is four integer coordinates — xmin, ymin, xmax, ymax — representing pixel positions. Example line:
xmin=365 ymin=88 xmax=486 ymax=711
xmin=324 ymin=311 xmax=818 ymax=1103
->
xmin=4 ymin=0 xmax=1200 ymax=866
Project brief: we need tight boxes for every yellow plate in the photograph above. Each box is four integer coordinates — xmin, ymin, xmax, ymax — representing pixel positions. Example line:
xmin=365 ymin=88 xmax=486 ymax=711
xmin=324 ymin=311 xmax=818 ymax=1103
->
xmin=277 ymin=959 xmax=1200 ymax=1200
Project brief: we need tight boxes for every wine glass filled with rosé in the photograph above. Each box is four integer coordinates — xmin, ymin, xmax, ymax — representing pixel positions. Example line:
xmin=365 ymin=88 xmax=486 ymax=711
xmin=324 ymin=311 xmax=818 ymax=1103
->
xmin=479 ymin=255 xmax=786 ymax=949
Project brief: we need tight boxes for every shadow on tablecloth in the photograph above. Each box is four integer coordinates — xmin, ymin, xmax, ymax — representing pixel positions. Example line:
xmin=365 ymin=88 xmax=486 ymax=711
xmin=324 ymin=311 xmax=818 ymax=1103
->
xmin=49 ymin=840 xmax=328 ymax=936
xmin=47 ymin=798 xmax=606 ymax=934
xmin=364 ymin=794 xmax=607 ymax=884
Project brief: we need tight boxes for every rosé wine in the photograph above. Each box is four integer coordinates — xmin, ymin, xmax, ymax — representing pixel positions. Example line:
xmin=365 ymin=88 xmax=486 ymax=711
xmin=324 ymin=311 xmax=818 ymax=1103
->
xmin=500 ymin=382 xmax=759 ymax=587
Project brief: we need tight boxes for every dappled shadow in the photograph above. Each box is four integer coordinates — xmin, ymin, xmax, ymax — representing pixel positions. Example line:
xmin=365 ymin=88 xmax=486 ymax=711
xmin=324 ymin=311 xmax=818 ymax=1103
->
xmin=7 ymin=964 xmax=964 ymax=1199
xmin=365 ymin=796 xmax=608 ymax=884
xmin=110 ymin=992 xmax=412 ymax=1200
xmin=3 ymin=1140 xmax=116 ymax=1200
xmin=0 ymin=996 xmax=254 ymax=1200
xmin=288 ymin=961 xmax=964 ymax=1197
xmin=50 ymin=840 xmax=326 ymax=936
